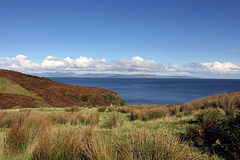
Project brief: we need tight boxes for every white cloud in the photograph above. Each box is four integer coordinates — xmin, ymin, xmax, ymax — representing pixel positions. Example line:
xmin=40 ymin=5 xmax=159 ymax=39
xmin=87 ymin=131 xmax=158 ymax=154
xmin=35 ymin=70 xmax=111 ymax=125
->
xmin=186 ymin=62 xmax=240 ymax=74
xmin=1 ymin=54 xmax=240 ymax=78
xmin=0 ymin=54 xmax=40 ymax=71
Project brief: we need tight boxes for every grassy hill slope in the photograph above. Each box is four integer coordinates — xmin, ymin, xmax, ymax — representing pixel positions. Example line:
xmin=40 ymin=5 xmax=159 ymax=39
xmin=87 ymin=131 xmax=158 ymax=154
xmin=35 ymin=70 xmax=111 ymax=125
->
xmin=0 ymin=69 xmax=126 ymax=109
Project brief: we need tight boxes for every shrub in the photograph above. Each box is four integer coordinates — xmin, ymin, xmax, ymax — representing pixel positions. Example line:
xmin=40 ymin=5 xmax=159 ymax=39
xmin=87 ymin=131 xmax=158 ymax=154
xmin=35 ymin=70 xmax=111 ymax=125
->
xmin=97 ymin=107 xmax=106 ymax=112
xmin=105 ymin=112 xmax=119 ymax=129
xmin=186 ymin=110 xmax=240 ymax=159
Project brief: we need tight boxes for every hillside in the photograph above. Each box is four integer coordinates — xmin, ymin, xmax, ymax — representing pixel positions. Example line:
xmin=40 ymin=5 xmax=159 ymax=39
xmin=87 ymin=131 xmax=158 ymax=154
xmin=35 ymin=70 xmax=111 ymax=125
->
xmin=0 ymin=69 xmax=126 ymax=109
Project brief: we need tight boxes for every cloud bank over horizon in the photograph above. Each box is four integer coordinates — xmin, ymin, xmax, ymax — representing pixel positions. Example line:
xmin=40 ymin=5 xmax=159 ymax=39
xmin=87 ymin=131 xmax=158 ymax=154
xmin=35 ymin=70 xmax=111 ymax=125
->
xmin=1 ymin=54 xmax=240 ymax=78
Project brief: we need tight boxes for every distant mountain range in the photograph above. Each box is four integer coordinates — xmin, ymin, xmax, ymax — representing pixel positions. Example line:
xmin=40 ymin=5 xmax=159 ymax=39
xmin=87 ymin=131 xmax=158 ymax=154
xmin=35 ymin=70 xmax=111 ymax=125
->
xmin=35 ymin=72 xmax=195 ymax=79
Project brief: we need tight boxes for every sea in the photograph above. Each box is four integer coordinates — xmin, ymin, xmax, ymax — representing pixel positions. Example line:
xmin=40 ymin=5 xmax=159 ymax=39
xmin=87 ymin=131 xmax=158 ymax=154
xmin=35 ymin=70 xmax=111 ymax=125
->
xmin=49 ymin=78 xmax=240 ymax=105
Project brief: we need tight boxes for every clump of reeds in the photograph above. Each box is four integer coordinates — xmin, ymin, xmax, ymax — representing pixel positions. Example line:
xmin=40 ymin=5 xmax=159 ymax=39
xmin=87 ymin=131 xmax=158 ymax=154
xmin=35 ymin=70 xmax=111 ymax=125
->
xmin=196 ymin=108 xmax=225 ymax=124
xmin=117 ymin=107 xmax=131 ymax=113
xmin=85 ymin=112 xmax=100 ymax=125
xmin=180 ymin=104 xmax=195 ymax=115
xmin=130 ymin=107 xmax=169 ymax=121
xmin=4 ymin=123 xmax=30 ymax=154
xmin=65 ymin=106 xmax=80 ymax=112
xmin=0 ymin=111 xmax=27 ymax=128
xmin=4 ymin=113 xmax=51 ymax=155
xmin=31 ymin=126 xmax=204 ymax=160
xmin=169 ymin=105 xmax=180 ymax=116
xmin=126 ymin=129 xmax=204 ymax=160
xmin=105 ymin=112 xmax=119 ymax=129
xmin=32 ymin=126 xmax=109 ymax=160
xmin=107 ymin=107 xmax=114 ymax=112
xmin=97 ymin=107 xmax=106 ymax=112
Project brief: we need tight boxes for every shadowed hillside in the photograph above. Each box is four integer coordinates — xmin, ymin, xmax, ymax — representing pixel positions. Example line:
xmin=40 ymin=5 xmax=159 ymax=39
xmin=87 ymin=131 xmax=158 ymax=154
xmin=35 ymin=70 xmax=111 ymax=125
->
xmin=0 ymin=69 xmax=126 ymax=109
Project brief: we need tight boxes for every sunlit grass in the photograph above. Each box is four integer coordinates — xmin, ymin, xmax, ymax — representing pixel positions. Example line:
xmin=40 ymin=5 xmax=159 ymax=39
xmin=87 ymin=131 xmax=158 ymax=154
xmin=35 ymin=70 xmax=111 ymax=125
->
xmin=0 ymin=91 xmax=237 ymax=160
xmin=0 ymin=77 xmax=41 ymax=100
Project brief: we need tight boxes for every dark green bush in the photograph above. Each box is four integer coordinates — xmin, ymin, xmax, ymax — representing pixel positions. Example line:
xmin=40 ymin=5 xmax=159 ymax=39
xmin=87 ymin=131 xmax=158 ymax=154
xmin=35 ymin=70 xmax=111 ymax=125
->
xmin=186 ymin=110 xmax=240 ymax=159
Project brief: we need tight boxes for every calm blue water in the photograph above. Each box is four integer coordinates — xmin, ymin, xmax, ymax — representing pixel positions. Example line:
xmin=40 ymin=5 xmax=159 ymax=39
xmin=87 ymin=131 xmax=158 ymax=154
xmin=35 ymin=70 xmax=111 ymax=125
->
xmin=49 ymin=78 xmax=240 ymax=105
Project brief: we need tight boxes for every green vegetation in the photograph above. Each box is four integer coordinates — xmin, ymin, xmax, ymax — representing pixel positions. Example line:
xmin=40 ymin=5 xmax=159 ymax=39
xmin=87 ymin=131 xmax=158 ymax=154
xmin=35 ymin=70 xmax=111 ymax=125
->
xmin=0 ymin=77 xmax=39 ymax=99
xmin=0 ymin=108 xmax=209 ymax=160
xmin=2 ymin=90 xmax=240 ymax=160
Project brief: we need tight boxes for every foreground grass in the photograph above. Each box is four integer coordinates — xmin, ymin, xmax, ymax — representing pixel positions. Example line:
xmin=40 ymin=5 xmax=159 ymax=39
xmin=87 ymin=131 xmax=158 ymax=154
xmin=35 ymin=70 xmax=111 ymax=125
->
xmin=2 ymin=89 xmax=240 ymax=159
xmin=0 ymin=106 xmax=222 ymax=160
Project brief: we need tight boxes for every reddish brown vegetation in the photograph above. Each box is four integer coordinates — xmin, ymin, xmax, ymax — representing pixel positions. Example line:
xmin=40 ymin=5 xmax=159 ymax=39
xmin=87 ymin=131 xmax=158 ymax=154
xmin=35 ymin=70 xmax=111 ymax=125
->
xmin=0 ymin=93 xmax=38 ymax=109
xmin=0 ymin=70 xmax=126 ymax=108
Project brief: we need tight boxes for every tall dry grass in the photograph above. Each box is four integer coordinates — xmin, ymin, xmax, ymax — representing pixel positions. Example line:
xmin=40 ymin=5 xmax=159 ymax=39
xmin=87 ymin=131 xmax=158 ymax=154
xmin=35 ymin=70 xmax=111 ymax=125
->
xmin=0 ymin=111 xmax=28 ymax=128
xmin=31 ymin=126 xmax=205 ymax=160
xmin=126 ymin=129 xmax=205 ymax=160
xmin=130 ymin=107 xmax=169 ymax=121
xmin=85 ymin=112 xmax=100 ymax=125
xmin=32 ymin=126 xmax=110 ymax=160
xmin=105 ymin=112 xmax=119 ymax=129
xmin=3 ymin=112 xmax=51 ymax=154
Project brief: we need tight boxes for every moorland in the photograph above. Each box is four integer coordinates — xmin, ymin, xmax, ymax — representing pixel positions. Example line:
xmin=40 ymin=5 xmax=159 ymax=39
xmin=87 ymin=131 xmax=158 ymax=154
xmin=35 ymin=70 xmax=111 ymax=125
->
xmin=0 ymin=70 xmax=239 ymax=160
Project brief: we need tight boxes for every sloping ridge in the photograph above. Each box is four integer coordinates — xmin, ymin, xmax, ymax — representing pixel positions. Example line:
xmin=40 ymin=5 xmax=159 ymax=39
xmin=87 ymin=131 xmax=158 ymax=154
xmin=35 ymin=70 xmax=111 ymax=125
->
xmin=0 ymin=69 xmax=126 ymax=109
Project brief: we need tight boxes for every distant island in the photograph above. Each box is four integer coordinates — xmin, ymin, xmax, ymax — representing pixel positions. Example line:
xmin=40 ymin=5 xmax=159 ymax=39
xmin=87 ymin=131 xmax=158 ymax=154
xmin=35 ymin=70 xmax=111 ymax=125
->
xmin=35 ymin=72 xmax=196 ymax=79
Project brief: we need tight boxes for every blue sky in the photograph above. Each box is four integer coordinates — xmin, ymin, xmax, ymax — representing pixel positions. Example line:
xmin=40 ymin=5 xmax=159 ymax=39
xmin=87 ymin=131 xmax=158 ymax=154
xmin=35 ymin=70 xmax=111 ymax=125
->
xmin=0 ymin=0 xmax=240 ymax=78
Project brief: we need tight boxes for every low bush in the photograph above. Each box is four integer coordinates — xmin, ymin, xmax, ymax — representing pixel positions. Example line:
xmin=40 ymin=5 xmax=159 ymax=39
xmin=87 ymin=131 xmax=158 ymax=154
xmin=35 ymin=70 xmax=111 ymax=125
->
xmin=186 ymin=109 xmax=240 ymax=159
